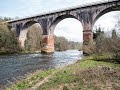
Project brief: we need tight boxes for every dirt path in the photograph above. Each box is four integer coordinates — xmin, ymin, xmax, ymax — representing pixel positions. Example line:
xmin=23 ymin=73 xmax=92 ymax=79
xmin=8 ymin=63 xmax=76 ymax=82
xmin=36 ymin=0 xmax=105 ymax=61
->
xmin=25 ymin=70 xmax=58 ymax=90
xmin=26 ymin=75 xmax=52 ymax=90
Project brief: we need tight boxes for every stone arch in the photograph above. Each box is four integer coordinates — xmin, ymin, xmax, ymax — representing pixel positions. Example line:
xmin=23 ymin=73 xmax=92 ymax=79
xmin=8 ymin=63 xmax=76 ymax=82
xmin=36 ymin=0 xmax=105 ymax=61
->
xmin=93 ymin=6 xmax=120 ymax=25
xmin=19 ymin=21 xmax=43 ymax=49
xmin=49 ymin=14 xmax=82 ymax=34
xmin=41 ymin=14 xmax=83 ymax=54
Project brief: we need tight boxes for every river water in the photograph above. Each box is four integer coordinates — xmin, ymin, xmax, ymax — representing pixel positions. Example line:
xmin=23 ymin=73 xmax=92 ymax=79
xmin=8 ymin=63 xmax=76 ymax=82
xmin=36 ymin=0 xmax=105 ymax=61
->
xmin=0 ymin=50 xmax=83 ymax=88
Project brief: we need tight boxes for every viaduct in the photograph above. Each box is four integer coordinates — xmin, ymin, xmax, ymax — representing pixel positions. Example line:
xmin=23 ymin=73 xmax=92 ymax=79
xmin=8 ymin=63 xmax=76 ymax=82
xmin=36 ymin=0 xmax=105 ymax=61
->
xmin=7 ymin=0 xmax=120 ymax=54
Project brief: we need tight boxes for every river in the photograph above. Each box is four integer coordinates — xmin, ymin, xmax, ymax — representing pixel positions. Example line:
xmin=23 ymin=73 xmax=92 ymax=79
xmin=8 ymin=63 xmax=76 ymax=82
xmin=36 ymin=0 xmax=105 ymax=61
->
xmin=0 ymin=50 xmax=83 ymax=88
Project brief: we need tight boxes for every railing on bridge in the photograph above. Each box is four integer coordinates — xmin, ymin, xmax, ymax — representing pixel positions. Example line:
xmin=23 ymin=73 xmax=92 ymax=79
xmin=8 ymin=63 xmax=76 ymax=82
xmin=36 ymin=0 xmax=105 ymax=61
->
xmin=46 ymin=0 xmax=118 ymax=15
xmin=8 ymin=0 xmax=118 ymax=23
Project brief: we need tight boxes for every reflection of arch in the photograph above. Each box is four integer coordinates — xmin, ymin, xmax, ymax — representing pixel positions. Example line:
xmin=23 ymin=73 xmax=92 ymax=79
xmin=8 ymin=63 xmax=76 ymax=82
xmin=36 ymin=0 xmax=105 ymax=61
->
xmin=94 ymin=6 xmax=120 ymax=25
xmin=19 ymin=21 xmax=43 ymax=49
xmin=49 ymin=14 xmax=82 ymax=34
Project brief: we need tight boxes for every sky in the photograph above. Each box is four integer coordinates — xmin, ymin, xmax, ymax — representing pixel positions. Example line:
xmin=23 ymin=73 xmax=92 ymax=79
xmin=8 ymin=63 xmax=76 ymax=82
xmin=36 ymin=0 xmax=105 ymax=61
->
xmin=0 ymin=0 xmax=119 ymax=42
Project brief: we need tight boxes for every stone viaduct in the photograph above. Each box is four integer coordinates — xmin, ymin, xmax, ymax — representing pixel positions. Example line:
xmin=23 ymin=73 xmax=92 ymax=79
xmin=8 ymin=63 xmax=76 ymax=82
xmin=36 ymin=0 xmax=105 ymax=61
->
xmin=7 ymin=0 xmax=120 ymax=54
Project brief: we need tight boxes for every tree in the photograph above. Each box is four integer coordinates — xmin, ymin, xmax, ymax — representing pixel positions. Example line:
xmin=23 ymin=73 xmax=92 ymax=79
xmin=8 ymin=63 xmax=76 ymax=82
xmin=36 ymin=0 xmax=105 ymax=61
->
xmin=24 ymin=23 xmax=42 ymax=51
xmin=112 ymin=29 xmax=117 ymax=39
xmin=54 ymin=36 xmax=68 ymax=51
xmin=3 ymin=17 xmax=13 ymax=21
xmin=54 ymin=35 xmax=82 ymax=51
xmin=93 ymin=26 xmax=104 ymax=41
xmin=0 ymin=20 xmax=20 ymax=54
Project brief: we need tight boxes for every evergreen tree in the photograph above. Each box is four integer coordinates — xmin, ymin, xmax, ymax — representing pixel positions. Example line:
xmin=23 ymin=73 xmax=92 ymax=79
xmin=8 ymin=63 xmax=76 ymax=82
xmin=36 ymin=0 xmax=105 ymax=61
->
xmin=112 ymin=29 xmax=117 ymax=39
xmin=93 ymin=26 xmax=104 ymax=41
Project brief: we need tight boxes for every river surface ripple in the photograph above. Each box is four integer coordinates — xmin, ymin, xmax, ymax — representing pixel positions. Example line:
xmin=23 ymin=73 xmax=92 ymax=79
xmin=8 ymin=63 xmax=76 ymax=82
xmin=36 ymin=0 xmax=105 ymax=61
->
xmin=0 ymin=50 xmax=83 ymax=88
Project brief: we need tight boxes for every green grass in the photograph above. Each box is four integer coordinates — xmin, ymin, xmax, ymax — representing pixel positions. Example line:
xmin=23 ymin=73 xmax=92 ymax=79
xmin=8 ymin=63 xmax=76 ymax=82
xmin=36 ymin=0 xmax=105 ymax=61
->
xmin=6 ymin=69 xmax=54 ymax=90
xmin=6 ymin=55 xmax=120 ymax=90
xmin=38 ymin=56 xmax=120 ymax=90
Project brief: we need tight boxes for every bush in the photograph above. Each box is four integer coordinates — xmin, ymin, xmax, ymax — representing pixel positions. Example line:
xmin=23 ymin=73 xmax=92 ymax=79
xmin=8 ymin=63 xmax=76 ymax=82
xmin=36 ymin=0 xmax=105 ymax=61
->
xmin=110 ymin=38 xmax=120 ymax=62
xmin=0 ymin=21 xmax=20 ymax=54
xmin=93 ymin=28 xmax=120 ymax=63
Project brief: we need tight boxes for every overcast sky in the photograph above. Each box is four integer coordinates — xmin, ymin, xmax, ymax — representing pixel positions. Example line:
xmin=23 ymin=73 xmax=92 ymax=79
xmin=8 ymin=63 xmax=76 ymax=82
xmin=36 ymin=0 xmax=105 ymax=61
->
xmin=0 ymin=0 xmax=119 ymax=42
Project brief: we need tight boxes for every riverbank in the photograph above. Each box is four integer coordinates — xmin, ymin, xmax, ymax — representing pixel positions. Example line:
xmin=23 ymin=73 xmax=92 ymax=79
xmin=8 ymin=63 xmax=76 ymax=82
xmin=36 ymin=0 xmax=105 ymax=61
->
xmin=6 ymin=55 xmax=120 ymax=90
xmin=0 ymin=51 xmax=18 ymax=55
xmin=0 ymin=51 xmax=41 ymax=55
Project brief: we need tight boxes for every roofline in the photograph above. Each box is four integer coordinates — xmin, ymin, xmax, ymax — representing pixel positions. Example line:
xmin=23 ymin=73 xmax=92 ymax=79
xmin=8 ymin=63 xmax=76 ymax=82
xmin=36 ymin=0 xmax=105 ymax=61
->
xmin=7 ymin=0 xmax=118 ymax=23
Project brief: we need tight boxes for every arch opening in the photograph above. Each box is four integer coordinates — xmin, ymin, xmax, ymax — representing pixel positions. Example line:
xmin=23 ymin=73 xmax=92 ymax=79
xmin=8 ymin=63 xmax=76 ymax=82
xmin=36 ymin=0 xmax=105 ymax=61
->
xmin=94 ymin=6 xmax=120 ymax=25
xmin=50 ymin=16 xmax=83 ymax=51
xmin=19 ymin=21 xmax=43 ymax=51
xmin=93 ymin=11 xmax=120 ymax=34
xmin=49 ymin=14 xmax=80 ymax=34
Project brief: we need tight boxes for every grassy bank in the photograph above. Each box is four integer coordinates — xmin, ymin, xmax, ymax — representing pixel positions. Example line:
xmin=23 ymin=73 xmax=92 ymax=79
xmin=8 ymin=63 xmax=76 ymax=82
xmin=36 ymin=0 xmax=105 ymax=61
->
xmin=20 ymin=51 xmax=41 ymax=54
xmin=6 ymin=55 xmax=120 ymax=90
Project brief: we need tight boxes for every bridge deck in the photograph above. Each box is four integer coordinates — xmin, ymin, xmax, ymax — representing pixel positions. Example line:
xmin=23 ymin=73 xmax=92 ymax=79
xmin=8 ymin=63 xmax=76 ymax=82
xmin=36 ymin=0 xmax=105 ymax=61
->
xmin=7 ymin=0 xmax=118 ymax=23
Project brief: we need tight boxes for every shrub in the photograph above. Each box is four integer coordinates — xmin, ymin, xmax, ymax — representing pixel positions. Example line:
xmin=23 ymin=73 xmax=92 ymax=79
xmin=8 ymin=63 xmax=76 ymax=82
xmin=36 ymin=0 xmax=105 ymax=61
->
xmin=0 ymin=21 xmax=20 ymax=54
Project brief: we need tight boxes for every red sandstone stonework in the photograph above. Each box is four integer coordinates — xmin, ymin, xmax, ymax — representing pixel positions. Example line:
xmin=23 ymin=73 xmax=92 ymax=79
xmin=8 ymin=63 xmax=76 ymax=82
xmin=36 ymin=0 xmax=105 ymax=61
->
xmin=41 ymin=34 xmax=54 ymax=53
xmin=83 ymin=31 xmax=93 ymax=44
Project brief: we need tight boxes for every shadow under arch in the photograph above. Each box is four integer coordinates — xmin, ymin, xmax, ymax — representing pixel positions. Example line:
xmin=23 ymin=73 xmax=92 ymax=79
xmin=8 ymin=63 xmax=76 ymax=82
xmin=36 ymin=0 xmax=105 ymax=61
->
xmin=49 ymin=14 xmax=83 ymax=34
xmin=19 ymin=21 xmax=43 ymax=49
xmin=93 ymin=6 xmax=120 ymax=26
xmin=22 ymin=21 xmax=39 ymax=29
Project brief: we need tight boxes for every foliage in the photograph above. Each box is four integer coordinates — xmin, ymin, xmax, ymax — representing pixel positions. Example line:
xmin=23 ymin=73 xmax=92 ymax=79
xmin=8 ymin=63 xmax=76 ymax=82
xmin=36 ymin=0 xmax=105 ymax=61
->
xmin=24 ymin=24 xmax=42 ymax=51
xmin=110 ymin=37 xmax=120 ymax=62
xmin=93 ymin=26 xmax=120 ymax=63
xmin=0 ymin=17 xmax=13 ymax=21
xmin=54 ymin=36 xmax=68 ymax=51
xmin=38 ymin=57 xmax=120 ymax=90
xmin=68 ymin=41 xmax=82 ymax=50
xmin=94 ymin=27 xmax=110 ymax=54
xmin=112 ymin=29 xmax=117 ymax=39
xmin=54 ymin=35 xmax=82 ymax=51
xmin=93 ymin=26 xmax=104 ymax=41
xmin=0 ymin=20 xmax=20 ymax=54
